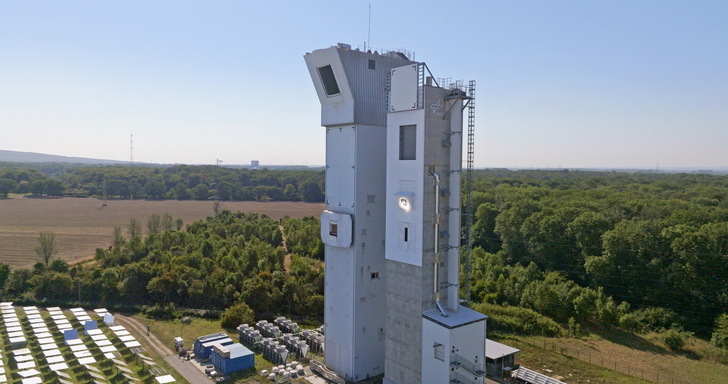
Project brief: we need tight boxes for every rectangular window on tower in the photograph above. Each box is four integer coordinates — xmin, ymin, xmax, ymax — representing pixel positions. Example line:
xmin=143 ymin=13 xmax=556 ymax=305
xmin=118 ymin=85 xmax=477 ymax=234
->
xmin=399 ymin=125 xmax=417 ymax=160
xmin=434 ymin=343 xmax=445 ymax=361
xmin=317 ymin=65 xmax=341 ymax=96
xmin=329 ymin=221 xmax=338 ymax=237
xmin=398 ymin=222 xmax=414 ymax=252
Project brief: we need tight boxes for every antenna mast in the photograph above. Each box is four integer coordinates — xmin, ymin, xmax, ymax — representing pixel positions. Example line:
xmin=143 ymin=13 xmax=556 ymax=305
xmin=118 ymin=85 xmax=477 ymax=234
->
xmin=367 ymin=4 xmax=371 ymax=50
xmin=130 ymin=134 xmax=134 ymax=165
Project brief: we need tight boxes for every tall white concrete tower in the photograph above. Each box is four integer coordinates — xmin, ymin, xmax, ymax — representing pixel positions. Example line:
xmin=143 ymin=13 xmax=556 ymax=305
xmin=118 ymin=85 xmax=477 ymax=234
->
xmin=306 ymin=43 xmax=487 ymax=384
xmin=304 ymin=43 xmax=415 ymax=382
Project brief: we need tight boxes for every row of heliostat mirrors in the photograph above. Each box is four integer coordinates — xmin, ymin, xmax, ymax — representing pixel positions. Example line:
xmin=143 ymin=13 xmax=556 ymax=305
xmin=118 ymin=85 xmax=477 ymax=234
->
xmin=0 ymin=302 xmax=173 ymax=384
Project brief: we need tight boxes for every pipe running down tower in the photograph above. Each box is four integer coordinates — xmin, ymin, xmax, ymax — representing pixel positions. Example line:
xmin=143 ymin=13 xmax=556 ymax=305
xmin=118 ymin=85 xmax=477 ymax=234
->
xmin=305 ymin=43 xmax=486 ymax=384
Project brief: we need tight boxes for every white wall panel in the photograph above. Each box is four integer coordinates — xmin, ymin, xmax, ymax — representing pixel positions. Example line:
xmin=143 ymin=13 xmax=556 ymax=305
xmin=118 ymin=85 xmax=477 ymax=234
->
xmin=389 ymin=64 xmax=418 ymax=112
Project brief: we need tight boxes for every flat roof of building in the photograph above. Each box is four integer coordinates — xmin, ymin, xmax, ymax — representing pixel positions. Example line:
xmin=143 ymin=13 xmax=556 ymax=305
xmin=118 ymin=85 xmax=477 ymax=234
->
xmin=219 ymin=342 xmax=253 ymax=359
xmin=485 ymin=339 xmax=520 ymax=359
xmin=422 ymin=306 xmax=487 ymax=329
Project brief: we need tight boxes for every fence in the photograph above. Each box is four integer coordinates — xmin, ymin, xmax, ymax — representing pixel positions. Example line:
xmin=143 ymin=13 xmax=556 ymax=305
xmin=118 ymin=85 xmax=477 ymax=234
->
xmin=515 ymin=337 xmax=693 ymax=384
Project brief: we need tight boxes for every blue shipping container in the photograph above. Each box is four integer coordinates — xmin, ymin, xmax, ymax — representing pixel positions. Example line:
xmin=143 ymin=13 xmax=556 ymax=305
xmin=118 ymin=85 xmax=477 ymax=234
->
xmin=199 ymin=337 xmax=233 ymax=359
xmin=193 ymin=332 xmax=228 ymax=356
xmin=211 ymin=343 xmax=254 ymax=374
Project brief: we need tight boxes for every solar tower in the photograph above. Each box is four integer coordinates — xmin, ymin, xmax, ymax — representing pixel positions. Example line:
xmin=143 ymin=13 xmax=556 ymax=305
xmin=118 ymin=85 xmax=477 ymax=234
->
xmin=306 ymin=43 xmax=487 ymax=384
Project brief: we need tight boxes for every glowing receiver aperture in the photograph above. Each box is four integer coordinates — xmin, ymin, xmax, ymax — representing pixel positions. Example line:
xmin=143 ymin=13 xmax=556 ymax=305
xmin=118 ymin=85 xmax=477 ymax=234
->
xmin=395 ymin=191 xmax=414 ymax=212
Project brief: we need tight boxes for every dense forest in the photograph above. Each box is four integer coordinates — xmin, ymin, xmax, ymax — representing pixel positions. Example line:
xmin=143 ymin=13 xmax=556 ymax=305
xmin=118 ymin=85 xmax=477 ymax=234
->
xmin=0 ymin=166 xmax=727 ymax=350
xmin=0 ymin=163 xmax=325 ymax=202
xmin=467 ymin=169 xmax=728 ymax=343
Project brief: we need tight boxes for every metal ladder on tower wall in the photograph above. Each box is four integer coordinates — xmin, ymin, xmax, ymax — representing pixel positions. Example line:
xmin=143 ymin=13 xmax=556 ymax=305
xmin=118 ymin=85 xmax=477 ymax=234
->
xmin=462 ymin=80 xmax=476 ymax=303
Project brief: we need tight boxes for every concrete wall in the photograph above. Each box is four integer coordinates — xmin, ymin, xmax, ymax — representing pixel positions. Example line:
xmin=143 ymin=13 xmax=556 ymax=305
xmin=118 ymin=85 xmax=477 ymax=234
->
xmin=322 ymin=123 xmax=387 ymax=380
xmin=306 ymin=45 xmax=413 ymax=382
xmin=384 ymin=76 xmax=471 ymax=384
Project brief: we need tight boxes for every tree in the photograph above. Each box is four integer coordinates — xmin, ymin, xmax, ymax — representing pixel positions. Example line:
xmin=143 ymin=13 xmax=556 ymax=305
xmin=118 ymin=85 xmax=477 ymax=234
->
xmin=45 ymin=179 xmax=65 ymax=196
xmin=35 ymin=231 xmax=59 ymax=266
xmin=191 ymin=184 xmax=210 ymax=200
xmin=300 ymin=181 xmax=324 ymax=202
xmin=662 ymin=328 xmax=686 ymax=351
xmin=30 ymin=271 xmax=73 ymax=300
xmin=216 ymin=181 xmax=235 ymax=201
xmin=128 ymin=218 xmax=142 ymax=238
xmin=172 ymin=183 xmax=190 ymax=200
xmin=107 ymin=179 xmax=130 ymax=198
xmin=567 ymin=211 xmax=612 ymax=258
xmin=29 ymin=179 xmax=46 ymax=196
xmin=113 ymin=225 xmax=124 ymax=246
xmin=161 ymin=213 xmax=174 ymax=231
xmin=472 ymin=202 xmax=501 ymax=253
xmin=0 ymin=178 xmax=17 ymax=198
xmin=145 ymin=179 xmax=166 ymax=199
xmin=147 ymin=214 xmax=161 ymax=235
xmin=48 ymin=259 xmax=69 ymax=273
xmin=283 ymin=184 xmax=299 ymax=201
xmin=0 ymin=263 xmax=10 ymax=292
xmin=712 ymin=314 xmax=728 ymax=349
xmin=220 ymin=301 xmax=255 ymax=329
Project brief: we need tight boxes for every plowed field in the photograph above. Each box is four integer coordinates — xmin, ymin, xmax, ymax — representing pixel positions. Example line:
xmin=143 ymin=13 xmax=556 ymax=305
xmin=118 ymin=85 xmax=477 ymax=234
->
xmin=0 ymin=197 xmax=323 ymax=268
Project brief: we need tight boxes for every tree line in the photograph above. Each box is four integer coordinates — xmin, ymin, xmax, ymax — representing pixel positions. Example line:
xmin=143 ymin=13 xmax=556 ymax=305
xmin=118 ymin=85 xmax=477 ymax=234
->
xmin=1 ymin=167 xmax=727 ymax=350
xmin=468 ymin=169 xmax=728 ymax=344
xmin=0 ymin=210 xmax=325 ymax=322
xmin=0 ymin=163 xmax=324 ymax=202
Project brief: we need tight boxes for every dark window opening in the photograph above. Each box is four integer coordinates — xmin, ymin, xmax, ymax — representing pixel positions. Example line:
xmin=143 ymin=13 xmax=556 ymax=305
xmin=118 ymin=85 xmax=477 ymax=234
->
xmin=318 ymin=65 xmax=341 ymax=96
xmin=329 ymin=222 xmax=338 ymax=237
xmin=404 ymin=227 xmax=409 ymax=242
xmin=371 ymin=272 xmax=380 ymax=279
xmin=368 ymin=59 xmax=376 ymax=70
xmin=399 ymin=125 xmax=417 ymax=160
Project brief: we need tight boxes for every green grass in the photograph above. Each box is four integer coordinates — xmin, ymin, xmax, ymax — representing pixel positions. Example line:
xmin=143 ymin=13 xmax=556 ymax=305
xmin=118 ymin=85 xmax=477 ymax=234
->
xmin=496 ymin=326 xmax=728 ymax=384
xmin=140 ymin=314 xmax=322 ymax=383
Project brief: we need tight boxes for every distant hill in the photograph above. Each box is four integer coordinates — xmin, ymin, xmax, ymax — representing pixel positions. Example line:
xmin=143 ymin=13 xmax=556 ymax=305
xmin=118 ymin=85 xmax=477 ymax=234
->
xmin=0 ymin=150 xmax=128 ymax=165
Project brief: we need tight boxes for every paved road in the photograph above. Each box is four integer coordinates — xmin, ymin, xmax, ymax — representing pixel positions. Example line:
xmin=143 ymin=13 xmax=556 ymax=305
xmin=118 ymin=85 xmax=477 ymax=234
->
xmin=115 ymin=313 xmax=212 ymax=383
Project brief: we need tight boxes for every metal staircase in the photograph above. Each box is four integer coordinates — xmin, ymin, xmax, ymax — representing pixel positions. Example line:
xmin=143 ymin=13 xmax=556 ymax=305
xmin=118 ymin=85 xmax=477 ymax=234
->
xmin=450 ymin=353 xmax=485 ymax=376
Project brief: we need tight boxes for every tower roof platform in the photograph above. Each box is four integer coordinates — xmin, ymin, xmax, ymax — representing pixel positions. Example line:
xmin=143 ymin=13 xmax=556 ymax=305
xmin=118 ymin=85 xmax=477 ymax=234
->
xmin=422 ymin=306 xmax=487 ymax=329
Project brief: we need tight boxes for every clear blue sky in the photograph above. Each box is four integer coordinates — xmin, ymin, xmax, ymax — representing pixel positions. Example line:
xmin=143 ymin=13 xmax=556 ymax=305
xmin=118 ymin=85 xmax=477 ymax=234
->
xmin=1 ymin=1 xmax=727 ymax=168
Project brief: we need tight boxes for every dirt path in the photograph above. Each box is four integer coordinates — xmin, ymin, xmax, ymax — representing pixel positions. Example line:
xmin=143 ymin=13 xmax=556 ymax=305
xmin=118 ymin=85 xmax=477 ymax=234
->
xmin=280 ymin=224 xmax=291 ymax=273
xmin=115 ymin=313 xmax=212 ymax=383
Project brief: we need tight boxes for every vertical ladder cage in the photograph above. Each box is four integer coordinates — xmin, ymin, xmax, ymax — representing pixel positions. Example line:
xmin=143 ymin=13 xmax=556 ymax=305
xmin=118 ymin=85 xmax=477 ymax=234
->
xmin=462 ymin=80 xmax=476 ymax=304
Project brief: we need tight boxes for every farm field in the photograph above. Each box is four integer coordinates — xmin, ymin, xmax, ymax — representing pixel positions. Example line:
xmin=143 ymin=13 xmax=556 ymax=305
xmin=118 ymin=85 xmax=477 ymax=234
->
xmin=0 ymin=197 xmax=323 ymax=268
